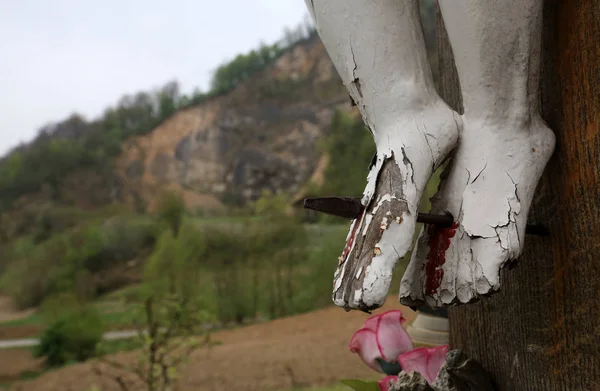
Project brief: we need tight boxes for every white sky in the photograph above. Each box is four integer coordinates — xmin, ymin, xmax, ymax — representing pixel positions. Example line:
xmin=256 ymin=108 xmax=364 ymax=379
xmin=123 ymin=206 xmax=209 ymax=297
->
xmin=0 ymin=0 xmax=309 ymax=157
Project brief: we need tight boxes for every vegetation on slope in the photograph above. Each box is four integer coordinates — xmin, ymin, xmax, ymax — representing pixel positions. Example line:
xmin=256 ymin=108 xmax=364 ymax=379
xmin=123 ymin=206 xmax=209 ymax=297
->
xmin=0 ymin=104 xmax=366 ymax=314
xmin=316 ymin=110 xmax=376 ymax=198
xmin=0 ymin=0 xmax=439 ymax=212
xmin=0 ymin=10 xmax=443 ymax=388
xmin=0 ymin=0 xmax=441 ymax=309
xmin=0 ymin=22 xmax=317 ymax=211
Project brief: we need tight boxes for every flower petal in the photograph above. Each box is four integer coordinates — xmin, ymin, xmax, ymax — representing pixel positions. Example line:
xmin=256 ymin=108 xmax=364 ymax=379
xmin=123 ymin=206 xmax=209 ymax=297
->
xmin=377 ymin=375 xmax=398 ymax=391
xmin=398 ymin=348 xmax=430 ymax=381
xmin=362 ymin=310 xmax=407 ymax=332
xmin=376 ymin=310 xmax=414 ymax=361
xmin=362 ymin=313 xmax=382 ymax=332
xmin=349 ymin=328 xmax=384 ymax=372
xmin=398 ymin=345 xmax=449 ymax=385
xmin=426 ymin=345 xmax=449 ymax=382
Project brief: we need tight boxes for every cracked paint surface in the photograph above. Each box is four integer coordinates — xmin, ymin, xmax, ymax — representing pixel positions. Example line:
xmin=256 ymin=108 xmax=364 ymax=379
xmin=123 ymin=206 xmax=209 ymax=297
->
xmin=305 ymin=0 xmax=459 ymax=311
xmin=305 ymin=0 xmax=554 ymax=310
xmin=399 ymin=0 xmax=555 ymax=308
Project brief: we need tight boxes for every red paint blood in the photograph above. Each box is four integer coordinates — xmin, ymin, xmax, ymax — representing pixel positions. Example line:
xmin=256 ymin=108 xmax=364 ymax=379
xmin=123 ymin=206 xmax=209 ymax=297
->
xmin=424 ymin=222 xmax=458 ymax=295
xmin=340 ymin=211 xmax=366 ymax=262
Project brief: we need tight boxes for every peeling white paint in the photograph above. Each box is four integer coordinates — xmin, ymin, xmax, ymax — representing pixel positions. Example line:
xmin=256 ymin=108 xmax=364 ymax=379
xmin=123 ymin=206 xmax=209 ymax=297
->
xmin=371 ymin=194 xmax=395 ymax=215
xmin=400 ymin=0 xmax=555 ymax=307
xmin=306 ymin=0 xmax=554 ymax=310
xmin=333 ymin=258 xmax=345 ymax=293
xmin=344 ymin=218 xmax=357 ymax=243
xmin=380 ymin=217 xmax=389 ymax=231
xmin=355 ymin=268 xmax=362 ymax=279
xmin=361 ymin=153 xmax=386 ymax=206
xmin=361 ymin=211 xmax=415 ymax=306
xmin=362 ymin=214 xmax=373 ymax=236
xmin=306 ymin=0 xmax=460 ymax=310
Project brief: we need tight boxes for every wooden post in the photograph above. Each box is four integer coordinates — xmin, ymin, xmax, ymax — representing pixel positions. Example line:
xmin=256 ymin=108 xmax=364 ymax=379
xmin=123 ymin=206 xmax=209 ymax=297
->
xmin=437 ymin=1 xmax=600 ymax=389
xmin=433 ymin=5 xmax=463 ymax=116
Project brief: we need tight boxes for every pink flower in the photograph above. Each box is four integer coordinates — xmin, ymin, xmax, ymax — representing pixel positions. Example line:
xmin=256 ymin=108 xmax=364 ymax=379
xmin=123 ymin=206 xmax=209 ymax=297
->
xmin=398 ymin=344 xmax=449 ymax=385
xmin=349 ymin=310 xmax=414 ymax=373
xmin=377 ymin=375 xmax=398 ymax=391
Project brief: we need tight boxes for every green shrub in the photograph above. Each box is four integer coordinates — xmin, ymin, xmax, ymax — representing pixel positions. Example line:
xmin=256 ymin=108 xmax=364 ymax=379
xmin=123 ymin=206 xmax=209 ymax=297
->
xmin=155 ymin=190 xmax=187 ymax=235
xmin=32 ymin=205 xmax=90 ymax=243
xmin=79 ymin=216 xmax=158 ymax=272
xmin=39 ymin=292 xmax=82 ymax=324
xmin=0 ymin=214 xmax=159 ymax=308
xmin=0 ymin=233 xmax=73 ymax=308
xmin=193 ymin=215 xmax=310 ymax=323
xmin=319 ymin=110 xmax=376 ymax=198
xmin=296 ymin=225 xmax=348 ymax=310
xmin=144 ymin=227 xmax=203 ymax=297
xmin=251 ymin=189 xmax=288 ymax=218
xmin=304 ymin=110 xmax=376 ymax=225
xmin=34 ymin=306 xmax=104 ymax=367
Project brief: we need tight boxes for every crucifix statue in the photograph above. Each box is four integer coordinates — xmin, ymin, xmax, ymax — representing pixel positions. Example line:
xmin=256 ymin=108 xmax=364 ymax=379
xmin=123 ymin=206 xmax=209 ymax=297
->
xmin=304 ymin=0 xmax=600 ymax=389
xmin=304 ymin=0 xmax=555 ymax=311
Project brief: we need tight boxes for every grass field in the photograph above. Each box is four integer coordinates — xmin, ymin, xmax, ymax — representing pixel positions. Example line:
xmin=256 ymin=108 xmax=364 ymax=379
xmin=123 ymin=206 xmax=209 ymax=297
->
xmin=0 ymin=294 xmax=143 ymax=340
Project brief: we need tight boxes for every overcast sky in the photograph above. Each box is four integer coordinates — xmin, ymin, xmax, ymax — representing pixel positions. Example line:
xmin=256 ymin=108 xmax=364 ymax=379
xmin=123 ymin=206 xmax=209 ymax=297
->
xmin=0 ymin=0 xmax=309 ymax=157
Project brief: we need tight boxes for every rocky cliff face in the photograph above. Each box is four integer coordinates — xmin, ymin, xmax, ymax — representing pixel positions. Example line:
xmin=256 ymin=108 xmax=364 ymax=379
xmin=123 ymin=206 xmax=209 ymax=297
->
xmin=114 ymin=36 xmax=352 ymax=213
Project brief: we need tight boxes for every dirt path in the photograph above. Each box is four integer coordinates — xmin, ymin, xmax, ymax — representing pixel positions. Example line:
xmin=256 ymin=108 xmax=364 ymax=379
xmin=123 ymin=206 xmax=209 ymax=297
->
xmin=6 ymin=296 xmax=416 ymax=391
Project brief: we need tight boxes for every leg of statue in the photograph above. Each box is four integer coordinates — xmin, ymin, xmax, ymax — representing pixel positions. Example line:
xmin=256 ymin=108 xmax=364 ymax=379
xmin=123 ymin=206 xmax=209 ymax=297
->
xmin=305 ymin=0 xmax=461 ymax=311
xmin=400 ymin=0 xmax=555 ymax=307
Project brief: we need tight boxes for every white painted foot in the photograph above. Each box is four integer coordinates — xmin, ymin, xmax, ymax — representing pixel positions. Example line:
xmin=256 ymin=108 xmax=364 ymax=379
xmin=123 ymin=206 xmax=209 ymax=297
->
xmin=305 ymin=0 xmax=460 ymax=310
xmin=400 ymin=115 xmax=554 ymax=307
xmin=399 ymin=0 xmax=556 ymax=307
xmin=333 ymin=105 xmax=460 ymax=311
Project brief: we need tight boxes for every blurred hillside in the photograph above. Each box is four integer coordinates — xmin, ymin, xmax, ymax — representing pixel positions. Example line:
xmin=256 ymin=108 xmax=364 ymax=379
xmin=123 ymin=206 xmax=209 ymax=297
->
xmin=0 ymin=1 xmax=438 ymax=312
xmin=0 ymin=0 xmax=437 ymax=219
xmin=0 ymin=26 xmax=349 ymax=217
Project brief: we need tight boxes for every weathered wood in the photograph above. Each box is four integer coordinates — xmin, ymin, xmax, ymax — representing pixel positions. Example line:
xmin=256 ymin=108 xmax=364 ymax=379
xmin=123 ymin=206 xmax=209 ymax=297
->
xmin=434 ymin=6 xmax=463 ymax=115
xmin=442 ymin=0 xmax=600 ymax=389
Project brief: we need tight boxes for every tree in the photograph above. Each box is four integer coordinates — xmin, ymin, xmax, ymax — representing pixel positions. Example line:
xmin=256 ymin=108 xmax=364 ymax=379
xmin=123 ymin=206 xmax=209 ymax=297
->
xmin=436 ymin=1 xmax=600 ymax=389
xmin=95 ymin=223 xmax=211 ymax=391
xmin=156 ymin=81 xmax=180 ymax=120
xmin=153 ymin=190 xmax=186 ymax=237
